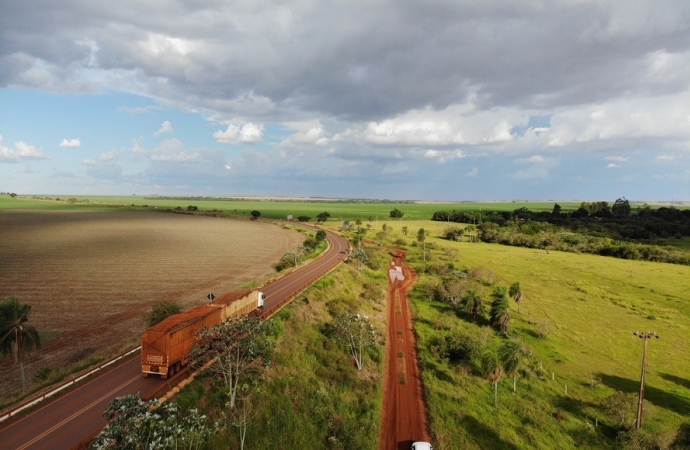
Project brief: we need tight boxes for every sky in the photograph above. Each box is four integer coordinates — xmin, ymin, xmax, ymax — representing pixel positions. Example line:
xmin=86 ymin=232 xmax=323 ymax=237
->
xmin=1 ymin=0 xmax=689 ymax=202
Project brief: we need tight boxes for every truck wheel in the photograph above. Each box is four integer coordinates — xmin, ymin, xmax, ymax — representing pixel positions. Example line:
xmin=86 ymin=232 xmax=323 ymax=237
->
xmin=174 ymin=362 xmax=182 ymax=373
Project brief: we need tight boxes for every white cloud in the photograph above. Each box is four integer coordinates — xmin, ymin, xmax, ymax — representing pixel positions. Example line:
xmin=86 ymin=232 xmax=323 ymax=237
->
xmin=604 ymin=156 xmax=629 ymax=162
xmin=517 ymin=155 xmax=546 ymax=164
xmin=130 ymin=138 xmax=147 ymax=157
xmin=280 ymin=120 xmax=329 ymax=146
xmin=150 ymin=138 xmax=202 ymax=162
xmin=59 ymin=138 xmax=81 ymax=147
xmin=512 ymin=155 xmax=560 ymax=179
xmin=154 ymin=121 xmax=173 ymax=137
xmin=423 ymin=149 xmax=465 ymax=163
xmin=0 ymin=135 xmax=50 ymax=162
xmin=607 ymin=163 xmax=620 ymax=168
xmin=465 ymin=167 xmax=479 ymax=177
xmin=656 ymin=154 xmax=675 ymax=161
xmin=100 ymin=150 xmax=118 ymax=161
xmin=547 ymin=92 xmax=690 ymax=149
xmin=652 ymin=173 xmax=677 ymax=180
xmin=213 ymin=123 xmax=264 ymax=144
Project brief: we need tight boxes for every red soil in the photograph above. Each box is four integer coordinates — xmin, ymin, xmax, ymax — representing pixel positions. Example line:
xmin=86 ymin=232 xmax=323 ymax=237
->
xmin=380 ymin=250 xmax=430 ymax=450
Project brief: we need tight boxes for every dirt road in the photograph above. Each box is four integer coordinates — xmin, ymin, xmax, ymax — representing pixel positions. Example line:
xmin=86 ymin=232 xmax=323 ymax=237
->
xmin=380 ymin=250 xmax=430 ymax=450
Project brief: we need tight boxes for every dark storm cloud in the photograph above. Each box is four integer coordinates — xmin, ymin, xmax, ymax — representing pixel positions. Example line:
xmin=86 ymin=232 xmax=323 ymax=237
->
xmin=3 ymin=0 xmax=689 ymax=121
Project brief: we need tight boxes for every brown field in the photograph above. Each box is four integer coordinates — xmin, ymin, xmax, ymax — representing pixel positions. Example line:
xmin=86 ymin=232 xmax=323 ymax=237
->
xmin=0 ymin=210 xmax=303 ymax=399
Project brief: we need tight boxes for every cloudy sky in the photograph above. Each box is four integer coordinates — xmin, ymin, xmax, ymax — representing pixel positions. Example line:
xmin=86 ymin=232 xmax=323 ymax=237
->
xmin=1 ymin=0 xmax=689 ymax=201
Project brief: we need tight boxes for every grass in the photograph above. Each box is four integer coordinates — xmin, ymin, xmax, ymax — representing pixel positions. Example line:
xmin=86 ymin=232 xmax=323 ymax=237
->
xmin=181 ymin=256 xmax=389 ymax=449
xmin=392 ymin=223 xmax=690 ymax=449
xmin=0 ymin=195 xmax=591 ymax=220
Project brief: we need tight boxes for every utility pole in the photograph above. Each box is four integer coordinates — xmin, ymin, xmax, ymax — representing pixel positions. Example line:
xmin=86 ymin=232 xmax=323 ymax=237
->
xmin=633 ymin=331 xmax=659 ymax=430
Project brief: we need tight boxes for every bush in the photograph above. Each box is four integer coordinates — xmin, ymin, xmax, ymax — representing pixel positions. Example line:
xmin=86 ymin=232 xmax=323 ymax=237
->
xmin=144 ymin=300 xmax=183 ymax=327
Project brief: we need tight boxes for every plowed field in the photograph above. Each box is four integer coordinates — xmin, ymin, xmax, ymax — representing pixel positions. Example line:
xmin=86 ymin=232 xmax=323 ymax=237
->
xmin=0 ymin=210 xmax=302 ymax=399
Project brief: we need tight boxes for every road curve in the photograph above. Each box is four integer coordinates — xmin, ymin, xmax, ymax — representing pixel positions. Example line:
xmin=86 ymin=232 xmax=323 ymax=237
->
xmin=0 ymin=227 xmax=349 ymax=450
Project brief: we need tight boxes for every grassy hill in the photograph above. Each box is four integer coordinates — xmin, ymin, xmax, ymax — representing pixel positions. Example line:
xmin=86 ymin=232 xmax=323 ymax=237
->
xmin=399 ymin=223 xmax=690 ymax=449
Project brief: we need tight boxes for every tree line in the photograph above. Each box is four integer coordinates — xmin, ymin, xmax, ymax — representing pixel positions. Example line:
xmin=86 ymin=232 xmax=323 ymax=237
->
xmin=432 ymin=199 xmax=690 ymax=265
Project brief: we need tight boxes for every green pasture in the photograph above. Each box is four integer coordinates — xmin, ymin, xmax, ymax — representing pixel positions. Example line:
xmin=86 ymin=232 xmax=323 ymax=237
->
xmin=393 ymin=226 xmax=690 ymax=448
xmin=0 ymin=195 xmax=586 ymax=220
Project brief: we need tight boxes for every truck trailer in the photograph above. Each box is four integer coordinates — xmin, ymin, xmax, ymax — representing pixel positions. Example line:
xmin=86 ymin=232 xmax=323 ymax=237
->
xmin=141 ymin=289 xmax=265 ymax=378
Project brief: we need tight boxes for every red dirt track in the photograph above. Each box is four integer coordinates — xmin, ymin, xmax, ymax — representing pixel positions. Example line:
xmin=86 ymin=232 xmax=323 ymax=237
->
xmin=380 ymin=250 xmax=430 ymax=450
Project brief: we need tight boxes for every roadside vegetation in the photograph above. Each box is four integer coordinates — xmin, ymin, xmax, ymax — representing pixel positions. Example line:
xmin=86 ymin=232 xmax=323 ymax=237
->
xmin=157 ymin=248 xmax=389 ymax=449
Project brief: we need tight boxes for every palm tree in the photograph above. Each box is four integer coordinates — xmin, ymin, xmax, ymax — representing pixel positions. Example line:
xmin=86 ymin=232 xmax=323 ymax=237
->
xmin=461 ymin=289 xmax=485 ymax=317
xmin=481 ymin=349 xmax=503 ymax=407
xmin=0 ymin=297 xmax=42 ymax=393
xmin=509 ymin=282 xmax=524 ymax=314
xmin=416 ymin=228 xmax=428 ymax=261
xmin=464 ymin=224 xmax=477 ymax=242
xmin=490 ymin=286 xmax=510 ymax=334
xmin=499 ymin=339 xmax=523 ymax=393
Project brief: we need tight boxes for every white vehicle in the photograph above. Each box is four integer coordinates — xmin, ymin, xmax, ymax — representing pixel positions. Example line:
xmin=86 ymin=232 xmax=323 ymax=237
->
xmin=411 ymin=442 xmax=433 ymax=450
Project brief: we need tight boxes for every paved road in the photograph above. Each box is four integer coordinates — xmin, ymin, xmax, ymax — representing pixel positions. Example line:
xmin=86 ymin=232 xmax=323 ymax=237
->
xmin=0 ymin=228 xmax=349 ymax=450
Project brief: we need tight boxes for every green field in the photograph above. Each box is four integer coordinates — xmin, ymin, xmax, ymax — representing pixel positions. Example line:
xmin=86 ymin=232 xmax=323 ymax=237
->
xmin=4 ymin=195 xmax=689 ymax=448
xmin=0 ymin=195 xmax=587 ymax=220
xmin=394 ymin=226 xmax=690 ymax=449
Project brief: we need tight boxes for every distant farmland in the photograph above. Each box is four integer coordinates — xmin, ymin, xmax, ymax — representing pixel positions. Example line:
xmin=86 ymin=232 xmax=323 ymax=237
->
xmin=0 ymin=210 xmax=303 ymax=399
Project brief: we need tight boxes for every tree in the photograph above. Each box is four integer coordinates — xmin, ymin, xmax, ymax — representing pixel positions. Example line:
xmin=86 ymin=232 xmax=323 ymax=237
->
xmin=444 ymin=279 xmax=465 ymax=306
xmin=480 ymin=349 xmax=503 ymax=407
xmin=351 ymin=234 xmax=364 ymax=250
xmin=226 ymin=384 xmax=261 ymax=450
xmin=509 ymin=282 xmax=523 ymax=314
xmin=417 ymin=228 xmax=429 ymax=261
xmin=297 ymin=215 xmax=311 ymax=222
xmin=612 ymin=197 xmax=631 ymax=218
xmin=0 ymin=297 xmax=41 ymax=393
xmin=552 ymin=203 xmax=562 ymax=216
xmin=402 ymin=226 xmax=408 ymax=236
xmin=316 ymin=211 xmax=331 ymax=223
xmin=91 ymin=394 xmax=216 ymax=449
xmin=144 ymin=300 xmax=183 ymax=327
xmin=315 ymin=230 xmax=327 ymax=242
xmin=349 ymin=248 xmax=369 ymax=270
xmin=443 ymin=226 xmax=464 ymax=241
xmin=489 ymin=287 xmax=510 ymax=334
xmin=499 ymin=339 xmax=524 ymax=393
xmin=10 ymin=193 xmax=17 ymax=199
xmin=250 ymin=210 xmax=261 ymax=220
xmin=461 ymin=289 xmax=485 ymax=317
xmin=274 ymin=252 xmax=294 ymax=271
xmin=464 ymin=224 xmax=477 ymax=242
xmin=389 ymin=208 xmax=404 ymax=219
xmin=331 ymin=311 xmax=378 ymax=370
xmin=189 ymin=315 xmax=274 ymax=409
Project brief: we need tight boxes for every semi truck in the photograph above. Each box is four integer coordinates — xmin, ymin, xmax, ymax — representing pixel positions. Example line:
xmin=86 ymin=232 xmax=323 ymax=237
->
xmin=141 ymin=289 xmax=265 ymax=378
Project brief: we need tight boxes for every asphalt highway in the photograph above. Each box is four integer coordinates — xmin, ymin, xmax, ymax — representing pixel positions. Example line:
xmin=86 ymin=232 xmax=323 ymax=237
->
xmin=0 ymin=227 xmax=349 ymax=450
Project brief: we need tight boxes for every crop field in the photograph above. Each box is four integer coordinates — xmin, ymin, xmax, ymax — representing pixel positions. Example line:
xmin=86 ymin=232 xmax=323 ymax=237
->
xmin=0 ymin=209 xmax=304 ymax=399
xmin=1 ymin=195 xmax=588 ymax=220
xmin=396 ymin=226 xmax=690 ymax=448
